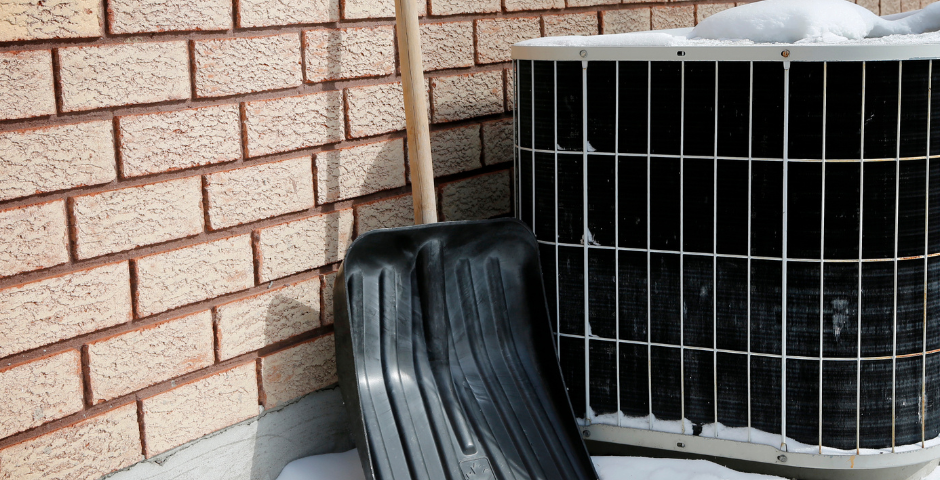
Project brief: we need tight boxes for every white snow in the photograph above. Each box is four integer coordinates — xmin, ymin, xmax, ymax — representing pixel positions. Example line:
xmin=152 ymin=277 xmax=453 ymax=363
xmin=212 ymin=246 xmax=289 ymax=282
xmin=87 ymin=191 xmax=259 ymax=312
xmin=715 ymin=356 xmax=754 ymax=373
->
xmin=276 ymin=450 xmax=364 ymax=480
xmin=517 ymin=0 xmax=940 ymax=47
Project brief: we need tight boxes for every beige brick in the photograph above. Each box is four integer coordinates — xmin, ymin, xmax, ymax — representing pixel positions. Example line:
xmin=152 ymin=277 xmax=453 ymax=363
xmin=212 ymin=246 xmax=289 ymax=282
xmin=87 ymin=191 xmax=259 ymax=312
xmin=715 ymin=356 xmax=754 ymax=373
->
xmin=0 ymin=51 xmax=55 ymax=121
xmin=108 ymin=0 xmax=230 ymax=34
xmin=322 ymin=272 xmax=338 ymax=326
xmin=441 ymin=171 xmax=511 ymax=221
xmin=305 ymin=26 xmax=395 ymax=83
xmin=119 ymin=105 xmax=241 ymax=177
xmin=882 ymin=0 xmax=903 ymax=14
xmin=0 ymin=262 xmax=131 ymax=358
xmin=194 ymin=34 xmax=302 ymax=98
xmin=206 ymin=157 xmax=314 ymax=230
xmin=601 ymin=8 xmax=651 ymax=34
xmin=543 ymin=12 xmax=598 ymax=37
xmin=431 ymin=71 xmax=504 ymax=124
xmin=483 ymin=119 xmax=514 ymax=165
xmin=356 ymin=194 xmax=414 ymax=234
xmin=696 ymin=3 xmax=734 ymax=24
xmin=216 ymin=278 xmax=320 ymax=360
xmin=244 ymin=90 xmax=344 ymax=157
xmin=238 ymin=0 xmax=338 ymax=27
xmin=257 ymin=210 xmax=354 ymax=282
xmin=856 ymin=0 xmax=879 ymax=13
xmin=346 ymin=81 xmax=429 ymax=138
xmin=141 ymin=363 xmax=258 ymax=457
xmin=59 ymin=42 xmax=190 ymax=112
xmin=420 ymin=22 xmax=474 ymax=72
xmin=427 ymin=125 xmax=481 ymax=177
xmin=343 ymin=0 xmax=425 ymax=18
xmin=505 ymin=0 xmax=564 ymax=12
xmin=429 ymin=0 xmax=499 ymax=15
xmin=651 ymin=5 xmax=695 ymax=30
xmin=87 ymin=311 xmax=214 ymax=403
xmin=0 ymin=201 xmax=68 ymax=278
xmin=0 ymin=121 xmax=115 ymax=202
xmin=135 ymin=235 xmax=254 ymax=317
xmin=316 ymin=139 xmax=406 ymax=204
xmin=72 ymin=177 xmax=203 ymax=259
xmin=902 ymin=0 xmax=921 ymax=11
xmin=260 ymin=334 xmax=336 ymax=408
xmin=0 ymin=351 xmax=83 ymax=439
xmin=0 ymin=0 xmax=101 ymax=42
xmin=476 ymin=17 xmax=541 ymax=65
xmin=506 ymin=67 xmax=515 ymax=111
xmin=0 ymin=403 xmax=141 ymax=480
xmin=567 ymin=0 xmax=617 ymax=6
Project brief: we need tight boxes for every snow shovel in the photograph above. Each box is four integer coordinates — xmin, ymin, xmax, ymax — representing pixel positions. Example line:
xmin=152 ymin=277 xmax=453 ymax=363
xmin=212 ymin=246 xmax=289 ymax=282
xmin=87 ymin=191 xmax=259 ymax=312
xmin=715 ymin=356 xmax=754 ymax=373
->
xmin=330 ymin=0 xmax=598 ymax=477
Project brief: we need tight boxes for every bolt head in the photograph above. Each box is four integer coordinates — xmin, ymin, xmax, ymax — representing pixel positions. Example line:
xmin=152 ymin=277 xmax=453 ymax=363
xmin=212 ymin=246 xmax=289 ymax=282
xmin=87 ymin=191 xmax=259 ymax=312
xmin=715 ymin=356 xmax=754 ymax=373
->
xmin=781 ymin=50 xmax=791 ymax=58
xmin=582 ymin=430 xmax=591 ymax=438
xmin=579 ymin=50 xmax=587 ymax=58
xmin=778 ymin=455 xmax=788 ymax=462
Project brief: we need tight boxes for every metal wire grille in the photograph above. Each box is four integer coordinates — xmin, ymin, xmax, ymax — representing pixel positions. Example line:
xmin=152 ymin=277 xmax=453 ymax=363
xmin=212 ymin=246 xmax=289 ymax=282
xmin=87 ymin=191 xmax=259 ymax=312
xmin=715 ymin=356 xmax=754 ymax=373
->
xmin=514 ymin=58 xmax=940 ymax=453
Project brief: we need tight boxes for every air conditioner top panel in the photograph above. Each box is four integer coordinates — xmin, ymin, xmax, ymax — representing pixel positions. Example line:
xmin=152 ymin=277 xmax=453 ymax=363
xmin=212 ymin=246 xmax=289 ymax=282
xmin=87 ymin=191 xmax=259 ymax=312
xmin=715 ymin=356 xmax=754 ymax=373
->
xmin=512 ymin=30 xmax=940 ymax=63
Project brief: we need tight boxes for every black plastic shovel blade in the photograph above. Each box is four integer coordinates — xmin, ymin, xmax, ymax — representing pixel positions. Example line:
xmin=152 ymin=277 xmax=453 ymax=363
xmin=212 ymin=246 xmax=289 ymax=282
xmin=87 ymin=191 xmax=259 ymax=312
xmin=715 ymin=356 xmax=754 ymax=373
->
xmin=333 ymin=218 xmax=597 ymax=480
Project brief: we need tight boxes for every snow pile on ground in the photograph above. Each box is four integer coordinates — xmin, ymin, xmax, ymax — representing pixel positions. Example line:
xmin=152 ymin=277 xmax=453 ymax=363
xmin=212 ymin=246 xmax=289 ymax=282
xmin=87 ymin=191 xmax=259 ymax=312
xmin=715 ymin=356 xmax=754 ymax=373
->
xmin=276 ymin=450 xmax=364 ymax=480
xmin=518 ymin=0 xmax=940 ymax=47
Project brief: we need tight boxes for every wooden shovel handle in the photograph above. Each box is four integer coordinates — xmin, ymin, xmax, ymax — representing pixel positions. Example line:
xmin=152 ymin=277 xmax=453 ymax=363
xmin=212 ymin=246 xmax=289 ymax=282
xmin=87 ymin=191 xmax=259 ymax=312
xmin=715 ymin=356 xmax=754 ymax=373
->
xmin=395 ymin=0 xmax=437 ymax=225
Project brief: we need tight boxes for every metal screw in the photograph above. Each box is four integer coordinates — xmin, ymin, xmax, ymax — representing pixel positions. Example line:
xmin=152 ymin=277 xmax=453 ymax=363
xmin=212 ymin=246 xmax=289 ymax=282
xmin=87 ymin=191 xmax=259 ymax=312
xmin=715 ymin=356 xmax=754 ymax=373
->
xmin=677 ymin=442 xmax=685 ymax=448
xmin=781 ymin=50 xmax=790 ymax=58
xmin=579 ymin=50 xmax=587 ymax=58
xmin=778 ymin=455 xmax=788 ymax=462
xmin=677 ymin=51 xmax=686 ymax=57
xmin=582 ymin=430 xmax=591 ymax=438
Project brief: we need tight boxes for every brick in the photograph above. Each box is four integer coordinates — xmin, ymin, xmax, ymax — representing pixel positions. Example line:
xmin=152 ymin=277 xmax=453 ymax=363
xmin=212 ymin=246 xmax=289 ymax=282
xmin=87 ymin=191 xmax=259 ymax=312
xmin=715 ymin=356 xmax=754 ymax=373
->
xmin=141 ymin=363 xmax=258 ymax=457
xmin=257 ymin=209 xmax=354 ymax=282
xmin=0 ymin=262 xmax=131 ymax=358
xmin=305 ymin=26 xmax=395 ymax=83
xmin=651 ymin=5 xmax=695 ymax=30
xmin=316 ymin=139 xmax=406 ymax=204
xmin=239 ymin=0 xmax=338 ymax=27
xmin=543 ymin=12 xmax=598 ymax=37
xmin=356 ymin=194 xmax=413 ymax=234
xmin=194 ymin=34 xmax=302 ymax=98
xmin=429 ymin=0 xmax=499 ymax=15
xmin=0 ymin=351 xmax=83 ymax=439
xmin=0 ymin=0 xmax=101 ymax=42
xmin=0 ymin=201 xmax=68 ymax=278
xmin=476 ymin=17 xmax=541 ymax=65
xmin=902 ymin=0 xmax=921 ymax=11
xmin=505 ymin=0 xmax=564 ymax=12
xmin=696 ymin=3 xmax=734 ymax=23
xmin=0 ymin=121 xmax=115 ymax=202
xmin=244 ymin=90 xmax=344 ymax=157
xmin=431 ymin=71 xmax=504 ymax=123
xmin=566 ymin=0 xmax=617 ymax=6
xmin=216 ymin=278 xmax=320 ymax=361
xmin=108 ymin=0 xmax=230 ymax=34
xmin=0 ymin=51 xmax=55 ymax=121
xmin=420 ymin=21 xmax=474 ymax=72
xmin=483 ymin=119 xmax=514 ymax=165
xmin=118 ymin=105 xmax=241 ymax=177
xmin=506 ymin=68 xmax=515 ymax=111
xmin=346 ymin=81 xmax=429 ymax=138
xmin=260 ymin=334 xmax=336 ymax=408
xmin=59 ymin=42 xmax=189 ymax=112
xmin=428 ymin=125 xmax=481 ymax=177
xmin=87 ymin=311 xmax=213 ymax=403
xmin=602 ymin=8 xmax=651 ymax=34
xmin=441 ymin=171 xmax=511 ymax=221
xmin=72 ymin=177 xmax=204 ymax=259
xmin=206 ymin=157 xmax=314 ymax=230
xmin=343 ymin=0 xmax=425 ymax=18
xmin=856 ymin=0 xmax=879 ymax=13
xmin=321 ymin=272 xmax=338 ymax=325
xmin=882 ymin=0 xmax=903 ymax=15
xmin=135 ymin=235 xmax=254 ymax=317
xmin=0 ymin=403 xmax=141 ymax=480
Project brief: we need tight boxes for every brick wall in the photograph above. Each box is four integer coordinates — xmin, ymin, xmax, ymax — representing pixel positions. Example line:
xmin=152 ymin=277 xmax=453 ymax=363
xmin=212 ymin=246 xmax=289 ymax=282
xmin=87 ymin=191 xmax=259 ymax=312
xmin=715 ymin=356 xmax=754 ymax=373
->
xmin=0 ymin=0 xmax=926 ymax=477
